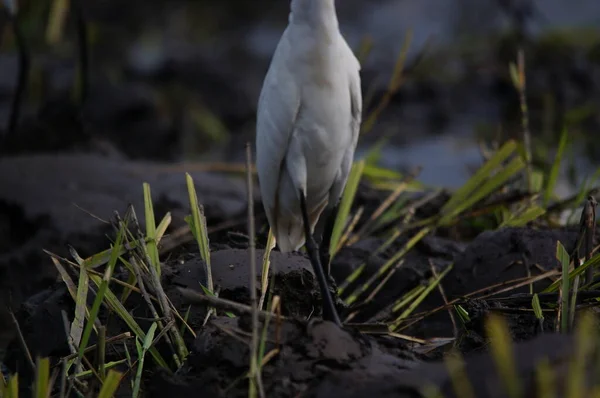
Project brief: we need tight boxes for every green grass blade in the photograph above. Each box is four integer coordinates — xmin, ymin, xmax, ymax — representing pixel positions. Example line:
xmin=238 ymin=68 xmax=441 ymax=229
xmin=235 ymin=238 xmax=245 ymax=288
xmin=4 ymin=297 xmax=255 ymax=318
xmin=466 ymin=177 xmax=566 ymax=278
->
xmin=566 ymin=168 xmax=600 ymax=224
xmin=143 ymin=183 xmax=161 ymax=277
xmin=184 ymin=215 xmax=197 ymax=242
xmin=441 ymin=140 xmax=518 ymax=217
xmin=97 ymin=370 xmax=123 ymax=398
xmin=391 ymin=284 xmax=426 ymax=313
xmin=455 ymin=305 xmax=471 ymax=324
xmin=180 ymin=305 xmax=192 ymax=337
xmin=155 ymin=212 xmax=172 ymax=243
xmin=486 ymin=314 xmax=522 ymax=398
xmin=530 ymin=169 xmax=544 ymax=193
xmin=77 ymin=222 xmax=126 ymax=366
xmin=568 ymin=274 xmax=580 ymax=331
xmin=258 ymin=297 xmax=279 ymax=367
xmin=363 ymin=163 xmax=404 ymax=182
xmin=556 ymin=241 xmax=571 ymax=333
xmin=45 ymin=0 xmax=68 ymax=44
xmin=389 ymin=263 xmax=453 ymax=331
xmin=118 ymin=265 xmax=137 ymax=305
xmin=535 ymin=359 xmax=555 ymax=398
xmin=345 ymin=226 xmax=431 ymax=305
xmin=544 ymin=252 xmax=600 ymax=293
xmin=74 ymin=359 xmax=127 ymax=378
xmin=330 ymin=160 xmax=364 ymax=258
xmin=185 ymin=173 xmax=213 ymax=292
xmin=259 ymin=229 xmax=275 ymax=309
xmin=509 ymin=62 xmax=520 ymax=89
xmin=420 ymin=384 xmax=444 ymax=398
xmin=544 ymin=127 xmax=569 ymax=206
xmin=339 ymin=228 xmax=403 ymax=296
xmin=361 ymin=29 xmax=412 ymax=134
xmin=441 ymin=156 xmax=525 ymax=225
xmin=532 ymin=293 xmax=544 ymax=332
xmin=87 ymin=273 xmax=169 ymax=369
xmin=532 ymin=294 xmax=543 ymax=321
xmin=48 ymin=255 xmax=79 ymax=301
xmin=81 ymin=244 xmax=132 ymax=269
xmin=71 ymin=259 xmax=89 ymax=348
xmin=445 ymin=350 xmax=476 ymax=398
xmin=337 ymin=263 xmax=366 ymax=296
xmin=352 ymin=182 xmax=409 ymax=243
xmin=132 ymin=322 xmax=157 ymax=398
xmin=34 ymin=357 xmax=50 ymax=398
xmin=2 ymin=373 xmax=18 ymax=398
xmin=500 ymin=204 xmax=546 ymax=228
xmin=567 ymin=311 xmax=595 ymax=398
xmin=363 ymin=136 xmax=387 ymax=166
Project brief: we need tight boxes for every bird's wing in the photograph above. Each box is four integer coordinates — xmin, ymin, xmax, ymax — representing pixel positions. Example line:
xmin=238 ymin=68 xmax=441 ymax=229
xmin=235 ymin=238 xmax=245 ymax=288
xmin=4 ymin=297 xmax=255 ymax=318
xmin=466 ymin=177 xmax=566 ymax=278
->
xmin=256 ymin=32 xmax=301 ymax=226
xmin=327 ymin=45 xmax=363 ymax=206
xmin=347 ymin=49 xmax=362 ymax=148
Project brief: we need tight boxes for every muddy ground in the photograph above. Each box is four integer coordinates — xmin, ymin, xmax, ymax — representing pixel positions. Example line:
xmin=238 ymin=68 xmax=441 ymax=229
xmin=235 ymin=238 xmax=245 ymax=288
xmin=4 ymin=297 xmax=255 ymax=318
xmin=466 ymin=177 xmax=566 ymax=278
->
xmin=1 ymin=150 xmax=598 ymax=397
xmin=0 ymin=77 xmax=598 ymax=397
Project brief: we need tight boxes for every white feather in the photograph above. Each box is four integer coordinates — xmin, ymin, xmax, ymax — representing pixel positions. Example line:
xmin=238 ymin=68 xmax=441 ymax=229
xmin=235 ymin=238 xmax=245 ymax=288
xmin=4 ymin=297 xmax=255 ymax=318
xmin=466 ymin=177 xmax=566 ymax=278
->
xmin=256 ymin=0 xmax=362 ymax=252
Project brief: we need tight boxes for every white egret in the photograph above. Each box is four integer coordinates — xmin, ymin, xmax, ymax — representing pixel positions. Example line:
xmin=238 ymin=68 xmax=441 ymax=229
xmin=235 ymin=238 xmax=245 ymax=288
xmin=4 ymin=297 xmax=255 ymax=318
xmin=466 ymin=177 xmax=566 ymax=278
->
xmin=256 ymin=0 xmax=362 ymax=326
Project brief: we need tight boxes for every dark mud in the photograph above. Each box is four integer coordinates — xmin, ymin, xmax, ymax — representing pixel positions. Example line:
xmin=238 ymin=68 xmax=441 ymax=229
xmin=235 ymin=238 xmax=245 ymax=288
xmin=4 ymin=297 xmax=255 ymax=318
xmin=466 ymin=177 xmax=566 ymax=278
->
xmin=0 ymin=153 xmax=251 ymax=343
xmin=3 ymin=222 xmax=599 ymax=397
xmin=0 ymin=137 xmax=597 ymax=396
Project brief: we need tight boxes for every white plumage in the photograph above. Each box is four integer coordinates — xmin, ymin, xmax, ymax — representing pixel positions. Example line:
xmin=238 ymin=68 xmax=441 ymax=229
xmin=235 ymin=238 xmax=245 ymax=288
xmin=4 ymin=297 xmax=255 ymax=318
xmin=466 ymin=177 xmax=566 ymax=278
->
xmin=256 ymin=0 xmax=362 ymax=253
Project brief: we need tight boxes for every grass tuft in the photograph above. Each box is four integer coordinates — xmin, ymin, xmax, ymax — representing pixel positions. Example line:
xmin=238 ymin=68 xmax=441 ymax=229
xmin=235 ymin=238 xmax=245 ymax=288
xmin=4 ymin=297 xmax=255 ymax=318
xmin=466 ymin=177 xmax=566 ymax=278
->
xmin=185 ymin=173 xmax=213 ymax=293
xmin=329 ymin=160 xmax=365 ymax=259
xmin=486 ymin=314 xmax=522 ymax=398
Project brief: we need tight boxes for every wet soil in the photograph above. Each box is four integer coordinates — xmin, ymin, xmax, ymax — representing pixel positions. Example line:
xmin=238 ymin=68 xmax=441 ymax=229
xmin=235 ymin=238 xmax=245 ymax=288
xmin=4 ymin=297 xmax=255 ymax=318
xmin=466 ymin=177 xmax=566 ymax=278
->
xmin=0 ymin=153 xmax=251 ymax=344
xmin=3 ymin=209 xmax=599 ymax=397
xmin=0 ymin=94 xmax=597 ymax=397
xmin=0 ymin=145 xmax=597 ymax=397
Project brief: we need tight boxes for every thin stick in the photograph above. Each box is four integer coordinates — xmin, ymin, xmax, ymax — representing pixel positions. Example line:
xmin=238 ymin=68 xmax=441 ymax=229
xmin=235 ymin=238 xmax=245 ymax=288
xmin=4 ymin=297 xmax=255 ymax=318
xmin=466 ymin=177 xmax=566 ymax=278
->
xmin=583 ymin=196 xmax=597 ymax=285
xmin=568 ymin=275 xmax=580 ymax=331
xmin=178 ymin=287 xmax=285 ymax=322
xmin=430 ymin=260 xmax=458 ymax=339
xmin=131 ymin=256 xmax=182 ymax=367
xmin=9 ymin=308 xmax=35 ymax=371
xmin=258 ymin=231 xmax=275 ymax=310
xmin=397 ymin=269 xmax=559 ymax=331
xmin=60 ymin=332 xmax=132 ymax=362
xmin=246 ymin=143 xmax=264 ymax=398
xmin=97 ymin=325 xmax=106 ymax=380
xmin=59 ymin=359 xmax=68 ymax=398
xmin=128 ymin=207 xmax=186 ymax=365
xmin=348 ymin=172 xmax=419 ymax=244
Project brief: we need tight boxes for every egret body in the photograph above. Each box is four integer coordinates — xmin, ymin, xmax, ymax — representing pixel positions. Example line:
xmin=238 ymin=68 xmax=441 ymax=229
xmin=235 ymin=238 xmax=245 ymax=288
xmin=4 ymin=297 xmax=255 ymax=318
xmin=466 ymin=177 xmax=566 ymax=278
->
xmin=256 ymin=0 xmax=362 ymax=325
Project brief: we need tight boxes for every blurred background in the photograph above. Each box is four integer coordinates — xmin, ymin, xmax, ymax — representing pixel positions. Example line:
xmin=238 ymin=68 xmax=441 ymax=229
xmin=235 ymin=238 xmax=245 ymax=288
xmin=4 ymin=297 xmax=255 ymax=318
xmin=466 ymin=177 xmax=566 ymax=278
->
xmin=0 ymin=0 xmax=599 ymax=192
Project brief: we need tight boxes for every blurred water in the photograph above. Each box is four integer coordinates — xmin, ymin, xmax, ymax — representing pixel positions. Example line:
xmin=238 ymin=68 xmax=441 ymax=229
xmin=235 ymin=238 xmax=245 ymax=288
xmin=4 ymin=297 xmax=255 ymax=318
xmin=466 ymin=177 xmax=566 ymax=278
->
xmin=356 ymin=132 xmax=482 ymax=189
xmin=357 ymin=137 xmax=592 ymax=199
xmin=247 ymin=0 xmax=600 ymax=73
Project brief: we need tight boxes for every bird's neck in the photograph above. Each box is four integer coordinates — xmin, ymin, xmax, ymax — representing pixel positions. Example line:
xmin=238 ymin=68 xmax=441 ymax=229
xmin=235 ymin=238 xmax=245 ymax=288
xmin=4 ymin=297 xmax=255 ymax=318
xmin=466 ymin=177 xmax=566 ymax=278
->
xmin=289 ymin=0 xmax=339 ymax=33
